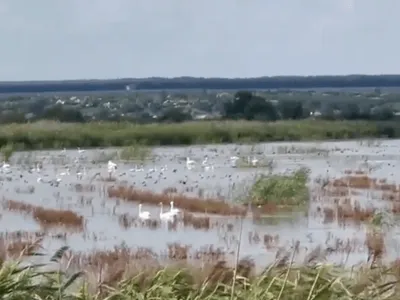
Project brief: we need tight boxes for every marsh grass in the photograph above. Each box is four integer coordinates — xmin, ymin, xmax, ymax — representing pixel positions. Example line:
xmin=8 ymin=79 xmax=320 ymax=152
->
xmin=3 ymin=199 xmax=85 ymax=231
xmin=0 ymin=120 xmax=391 ymax=150
xmin=358 ymin=138 xmax=383 ymax=147
xmin=236 ymin=156 xmax=276 ymax=171
xmin=2 ymin=245 xmax=400 ymax=299
xmin=247 ymin=168 xmax=310 ymax=208
xmin=108 ymin=186 xmax=247 ymax=216
xmin=118 ymin=143 xmax=152 ymax=162
xmin=91 ymin=150 xmax=119 ymax=164
xmin=273 ymin=145 xmax=330 ymax=156
xmin=0 ymin=143 xmax=15 ymax=162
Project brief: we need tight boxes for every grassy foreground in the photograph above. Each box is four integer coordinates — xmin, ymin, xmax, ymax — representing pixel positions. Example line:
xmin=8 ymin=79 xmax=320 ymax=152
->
xmin=2 ymin=249 xmax=399 ymax=300
xmin=0 ymin=120 xmax=397 ymax=150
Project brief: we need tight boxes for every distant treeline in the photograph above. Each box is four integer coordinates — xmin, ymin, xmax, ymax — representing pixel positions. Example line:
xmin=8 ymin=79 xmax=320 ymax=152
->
xmin=2 ymin=75 xmax=400 ymax=93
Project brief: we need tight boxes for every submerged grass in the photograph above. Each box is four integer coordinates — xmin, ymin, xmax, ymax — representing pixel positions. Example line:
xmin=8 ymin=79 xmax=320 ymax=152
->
xmin=107 ymin=185 xmax=247 ymax=216
xmin=0 ymin=119 xmax=393 ymax=150
xmin=3 ymin=199 xmax=85 ymax=231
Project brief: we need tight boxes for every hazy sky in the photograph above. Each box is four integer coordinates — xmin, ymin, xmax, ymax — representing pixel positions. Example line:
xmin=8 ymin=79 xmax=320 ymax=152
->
xmin=0 ymin=0 xmax=398 ymax=80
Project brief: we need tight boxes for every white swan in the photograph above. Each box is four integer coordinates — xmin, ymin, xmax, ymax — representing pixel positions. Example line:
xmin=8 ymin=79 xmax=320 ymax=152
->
xmin=59 ymin=167 xmax=70 ymax=176
xmin=107 ymin=160 xmax=117 ymax=177
xmin=76 ymin=167 xmax=86 ymax=180
xmin=77 ymin=147 xmax=85 ymax=154
xmin=159 ymin=203 xmax=175 ymax=221
xmin=186 ymin=157 xmax=195 ymax=169
xmin=169 ymin=201 xmax=180 ymax=215
xmin=138 ymin=204 xmax=151 ymax=220
xmin=230 ymin=156 xmax=239 ymax=167
xmin=108 ymin=160 xmax=117 ymax=169
xmin=1 ymin=161 xmax=10 ymax=169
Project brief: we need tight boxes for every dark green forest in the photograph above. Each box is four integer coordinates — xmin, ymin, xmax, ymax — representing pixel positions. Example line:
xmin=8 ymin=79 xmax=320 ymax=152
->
xmin=2 ymin=75 xmax=400 ymax=93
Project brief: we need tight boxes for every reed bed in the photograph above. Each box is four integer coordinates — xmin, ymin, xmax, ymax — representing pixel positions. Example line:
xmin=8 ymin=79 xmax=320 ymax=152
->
xmin=108 ymin=186 xmax=247 ymax=216
xmin=66 ymin=243 xmax=228 ymax=270
xmin=3 ymin=199 xmax=85 ymax=231
xmin=0 ymin=119 xmax=391 ymax=150
xmin=2 ymin=245 xmax=400 ymax=299
xmin=331 ymin=175 xmax=399 ymax=191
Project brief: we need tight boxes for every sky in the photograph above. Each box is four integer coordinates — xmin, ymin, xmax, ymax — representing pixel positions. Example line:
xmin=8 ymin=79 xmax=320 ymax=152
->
xmin=0 ymin=0 xmax=398 ymax=81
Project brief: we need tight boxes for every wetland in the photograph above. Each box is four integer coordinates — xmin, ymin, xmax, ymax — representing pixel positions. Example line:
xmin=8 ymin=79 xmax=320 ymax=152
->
xmin=2 ymin=137 xmax=400 ymax=299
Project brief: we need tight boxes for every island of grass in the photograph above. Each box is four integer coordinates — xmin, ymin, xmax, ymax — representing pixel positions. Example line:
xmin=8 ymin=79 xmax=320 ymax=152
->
xmin=0 ymin=119 xmax=398 ymax=150
xmin=237 ymin=168 xmax=310 ymax=216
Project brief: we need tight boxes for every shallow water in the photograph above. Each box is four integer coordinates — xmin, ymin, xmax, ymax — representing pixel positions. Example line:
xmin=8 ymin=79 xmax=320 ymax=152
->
xmin=1 ymin=139 xmax=400 ymax=267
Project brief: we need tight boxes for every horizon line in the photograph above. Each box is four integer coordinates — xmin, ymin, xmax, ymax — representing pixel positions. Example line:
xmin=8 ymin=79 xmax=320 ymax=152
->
xmin=1 ymin=74 xmax=400 ymax=84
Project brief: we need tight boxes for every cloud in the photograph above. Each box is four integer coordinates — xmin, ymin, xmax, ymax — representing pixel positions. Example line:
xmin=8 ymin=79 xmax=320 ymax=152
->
xmin=0 ymin=0 xmax=398 ymax=80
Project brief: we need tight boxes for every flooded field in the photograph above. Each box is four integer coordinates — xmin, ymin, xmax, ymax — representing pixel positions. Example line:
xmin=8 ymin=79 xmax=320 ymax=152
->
xmin=1 ymin=139 xmax=400 ymax=270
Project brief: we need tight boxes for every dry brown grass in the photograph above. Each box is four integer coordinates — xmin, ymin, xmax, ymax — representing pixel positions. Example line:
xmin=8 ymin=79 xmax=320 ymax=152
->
xmin=108 ymin=185 xmax=246 ymax=216
xmin=3 ymin=199 xmax=85 ymax=231
xmin=65 ymin=243 xmax=230 ymax=286
xmin=366 ymin=230 xmax=385 ymax=265
xmin=73 ymin=183 xmax=96 ymax=193
xmin=5 ymin=238 xmax=43 ymax=256
xmin=331 ymin=175 xmax=398 ymax=192
xmin=60 ymin=242 xmax=253 ymax=294
xmin=0 ymin=233 xmax=44 ymax=258
xmin=182 ymin=212 xmax=211 ymax=230
xmin=117 ymin=213 xmax=161 ymax=230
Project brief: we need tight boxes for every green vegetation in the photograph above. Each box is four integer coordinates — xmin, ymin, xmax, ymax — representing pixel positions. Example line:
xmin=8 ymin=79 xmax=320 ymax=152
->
xmin=0 ymin=119 xmax=398 ymax=150
xmin=118 ymin=144 xmax=152 ymax=162
xmin=1 ymin=87 xmax=399 ymax=125
xmin=2 ymin=249 xmax=400 ymax=299
xmin=236 ymin=157 xmax=275 ymax=170
xmin=273 ymin=145 xmax=330 ymax=156
xmin=248 ymin=168 xmax=310 ymax=207
xmin=0 ymin=143 xmax=15 ymax=162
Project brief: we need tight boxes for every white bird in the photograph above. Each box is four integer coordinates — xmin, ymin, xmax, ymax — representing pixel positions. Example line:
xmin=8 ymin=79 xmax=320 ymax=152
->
xmin=148 ymin=167 xmax=157 ymax=173
xmin=186 ymin=157 xmax=195 ymax=169
xmin=76 ymin=167 xmax=86 ymax=180
xmin=204 ymin=164 xmax=214 ymax=171
xmin=77 ymin=147 xmax=85 ymax=154
xmin=107 ymin=161 xmax=117 ymax=177
xmin=169 ymin=201 xmax=180 ymax=215
xmin=130 ymin=165 xmax=144 ymax=172
xmin=59 ymin=167 xmax=70 ymax=176
xmin=159 ymin=203 xmax=175 ymax=221
xmin=138 ymin=204 xmax=151 ymax=220
xmin=108 ymin=160 xmax=117 ymax=169
xmin=230 ymin=156 xmax=239 ymax=168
